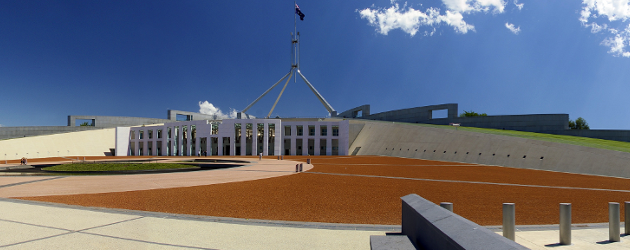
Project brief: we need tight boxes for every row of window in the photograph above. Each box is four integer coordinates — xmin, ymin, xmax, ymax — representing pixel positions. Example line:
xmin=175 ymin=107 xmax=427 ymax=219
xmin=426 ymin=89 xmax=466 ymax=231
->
xmin=284 ymin=125 xmax=339 ymax=137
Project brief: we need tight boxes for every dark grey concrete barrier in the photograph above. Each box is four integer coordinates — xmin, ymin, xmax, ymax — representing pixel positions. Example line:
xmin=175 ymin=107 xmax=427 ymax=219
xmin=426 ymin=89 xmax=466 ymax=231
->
xmin=401 ymin=194 xmax=527 ymax=250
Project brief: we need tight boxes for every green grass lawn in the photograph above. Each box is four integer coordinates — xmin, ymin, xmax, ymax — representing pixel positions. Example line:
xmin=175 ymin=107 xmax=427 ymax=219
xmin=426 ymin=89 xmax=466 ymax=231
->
xmin=405 ymin=123 xmax=630 ymax=153
xmin=42 ymin=163 xmax=198 ymax=172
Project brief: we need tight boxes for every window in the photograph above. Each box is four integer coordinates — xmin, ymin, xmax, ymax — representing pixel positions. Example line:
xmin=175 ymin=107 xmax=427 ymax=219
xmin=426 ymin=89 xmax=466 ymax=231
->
xmin=284 ymin=125 xmax=291 ymax=136
xmin=320 ymin=126 xmax=327 ymax=136
xmin=157 ymin=129 xmax=162 ymax=139
xmin=148 ymin=130 xmax=153 ymax=139
xmin=130 ymin=131 xmax=136 ymax=140
xmin=332 ymin=126 xmax=339 ymax=136
xmin=297 ymin=125 xmax=303 ymax=136
xmin=139 ymin=130 xmax=144 ymax=139
xmin=211 ymin=122 xmax=220 ymax=135
xmin=309 ymin=125 xmax=315 ymax=136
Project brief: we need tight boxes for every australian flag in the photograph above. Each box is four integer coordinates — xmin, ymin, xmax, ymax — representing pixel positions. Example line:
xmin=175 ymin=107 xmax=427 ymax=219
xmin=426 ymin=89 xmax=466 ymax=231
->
xmin=295 ymin=4 xmax=305 ymax=21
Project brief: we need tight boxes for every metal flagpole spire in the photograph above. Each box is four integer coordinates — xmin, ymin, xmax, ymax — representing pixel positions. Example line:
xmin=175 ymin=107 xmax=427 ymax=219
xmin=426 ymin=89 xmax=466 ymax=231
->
xmin=241 ymin=2 xmax=337 ymax=118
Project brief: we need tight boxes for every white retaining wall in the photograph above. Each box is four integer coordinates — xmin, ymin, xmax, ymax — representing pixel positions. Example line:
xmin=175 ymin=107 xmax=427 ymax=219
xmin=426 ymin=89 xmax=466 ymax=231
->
xmin=350 ymin=121 xmax=630 ymax=178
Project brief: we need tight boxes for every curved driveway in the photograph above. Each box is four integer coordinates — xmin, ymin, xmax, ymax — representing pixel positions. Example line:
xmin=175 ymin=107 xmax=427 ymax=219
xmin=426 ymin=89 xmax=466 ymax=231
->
xmin=0 ymin=157 xmax=311 ymax=198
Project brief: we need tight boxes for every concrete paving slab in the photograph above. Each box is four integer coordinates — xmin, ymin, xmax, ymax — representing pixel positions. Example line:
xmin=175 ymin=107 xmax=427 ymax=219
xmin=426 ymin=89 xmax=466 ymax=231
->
xmin=0 ymin=201 xmax=141 ymax=231
xmin=0 ymin=199 xmax=385 ymax=250
xmin=87 ymin=216 xmax=384 ymax=250
xmin=0 ymin=176 xmax=53 ymax=186
xmin=0 ymin=220 xmax=68 ymax=247
xmin=489 ymin=225 xmax=630 ymax=249
xmin=1 ymin=232 xmax=196 ymax=250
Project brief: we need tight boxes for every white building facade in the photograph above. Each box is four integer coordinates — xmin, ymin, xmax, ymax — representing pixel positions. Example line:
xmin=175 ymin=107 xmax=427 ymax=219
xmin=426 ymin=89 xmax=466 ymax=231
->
xmin=116 ymin=119 xmax=349 ymax=157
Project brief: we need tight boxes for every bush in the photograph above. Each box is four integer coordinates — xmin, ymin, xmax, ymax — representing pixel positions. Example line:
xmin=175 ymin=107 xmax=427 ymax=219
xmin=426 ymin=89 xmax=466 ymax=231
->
xmin=569 ymin=117 xmax=589 ymax=130
xmin=459 ymin=110 xmax=488 ymax=117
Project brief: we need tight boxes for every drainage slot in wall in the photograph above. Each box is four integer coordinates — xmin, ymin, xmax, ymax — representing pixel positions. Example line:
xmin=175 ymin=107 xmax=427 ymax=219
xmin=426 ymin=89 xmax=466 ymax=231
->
xmin=507 ymin=154 xmax=510 ymax=157
xmin=540 ymin=156 xmax=544 ymax=160
xmin=479 ymin=153 xmax=482 ymax=155
xmin=492 ymin=153 xmax=495 ymax=156
xmin=523 ymin=155 xmax=526 ymax=158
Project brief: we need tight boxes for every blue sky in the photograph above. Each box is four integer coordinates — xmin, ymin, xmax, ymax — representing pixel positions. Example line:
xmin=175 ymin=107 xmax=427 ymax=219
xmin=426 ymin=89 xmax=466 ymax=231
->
xmin=1 ymin=0 xmax=630 ymax=129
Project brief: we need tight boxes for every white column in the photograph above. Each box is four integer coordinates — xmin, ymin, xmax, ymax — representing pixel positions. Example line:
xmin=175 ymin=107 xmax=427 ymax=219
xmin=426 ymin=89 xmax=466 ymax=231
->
xmin=314 ymin=124 xmax=321 ymax=156
xmin=263 ymin=123 xmax=269 ymax=156
xmin=326 ymin=138 xmax=332 ymax=155
xmin=195 ymin=136 xmax=200 ymax=156
xmin=218 ymin=137 xmax=223 ymax=156
xmin=291 ymin=135 xmax=296 ymax=156
xmin=240 ymin=123 xmax=246 ymax=156
xmin=252 ymin=123 xmax=258 ymax=156
xmin=164 ymin=128 xmax=168 ymax=156
xmin=302 ymin=134 xmax=308 ymax=156
xmin=274 ymin=121 xmax=281 ymax=156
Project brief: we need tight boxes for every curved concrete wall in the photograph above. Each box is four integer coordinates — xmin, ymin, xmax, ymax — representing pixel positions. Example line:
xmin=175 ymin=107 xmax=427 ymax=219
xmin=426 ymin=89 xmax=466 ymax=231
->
xmin=350 ymin=121 xmax=630 ymax=178
xmin=0 ymin=128 xmax=115 ymax=161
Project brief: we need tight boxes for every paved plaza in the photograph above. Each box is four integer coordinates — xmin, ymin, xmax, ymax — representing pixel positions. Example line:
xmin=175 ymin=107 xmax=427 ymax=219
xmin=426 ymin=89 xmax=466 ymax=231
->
xmin=1 ymin=156 xmax=630 ymax=249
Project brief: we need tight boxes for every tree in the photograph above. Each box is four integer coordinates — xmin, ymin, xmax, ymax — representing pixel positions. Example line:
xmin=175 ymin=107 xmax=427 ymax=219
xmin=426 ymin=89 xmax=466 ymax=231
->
xmin=459 ymin=110 xmax=488 ymax=117
xmin=79 ymin=122 xmax=90 ymax=126
xmin=569 ymin=117 xmax=589 ymax=130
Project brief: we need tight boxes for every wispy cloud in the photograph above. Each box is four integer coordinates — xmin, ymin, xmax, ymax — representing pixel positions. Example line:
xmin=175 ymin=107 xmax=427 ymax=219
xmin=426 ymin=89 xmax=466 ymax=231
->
xmin=505 ymin=22 xmax=521 ymax=34
xmin=358 ymin=0 xmax=512 ymax=36
xmin=513 ymin=0 xmax=524 ymax=10
xmin=198 ymin=101 xmax=238 ymax=120
xmin=581 ymin=0 xmax=630 ymax=57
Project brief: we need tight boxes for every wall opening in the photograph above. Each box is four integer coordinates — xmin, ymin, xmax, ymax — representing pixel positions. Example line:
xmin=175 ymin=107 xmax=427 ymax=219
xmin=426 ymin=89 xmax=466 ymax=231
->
xmin=176 ymin=114 xmax=192 ymax=121
xmin=76 ymin=119 xmax=95 ymax=126
xmin=431 ymin=109 xmax=448 ymax=119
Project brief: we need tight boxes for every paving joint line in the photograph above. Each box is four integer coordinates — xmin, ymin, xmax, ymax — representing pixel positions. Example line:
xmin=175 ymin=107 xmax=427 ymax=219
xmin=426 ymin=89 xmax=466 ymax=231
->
xmin=77 ymin=232 xmax=219 ymax=250
xmin=0 ymin=218 xmax=74 ymax=232
xmin=0 ymin=198 xmax=400 ymax=231
xmin=0 ymin=176 xmax=66 ymax=189
xmin=0 ymin=231 xmax=75 ymax=248
xmin=305 ymin=172 xmax=630 ymax=193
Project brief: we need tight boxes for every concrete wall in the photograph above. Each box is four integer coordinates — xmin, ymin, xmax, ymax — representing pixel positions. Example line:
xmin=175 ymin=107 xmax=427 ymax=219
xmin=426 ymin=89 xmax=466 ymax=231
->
xmin=350 ymin=120 xmax=630 ymax=178
xmin=167 ymin=110 xmax=219 ymax=121
xmin=335 ymin=104 xmax=370 ymax=118
xmin=68 ymin=115 xmax=170 ymax=128
xmin=430 ymin=114 xmax=570 ymax=132
xmin=0 ymin=126 xmax=103 ymax=140
xmin=550 ymin=129 xmax=630 ymax=143
xmin=0 ymin=128 xmax=115 ymax=161
xmin=337 ymin=104 xmax=568 ymax=134
xmin=362 ymin=103 xmax=458 ymax=122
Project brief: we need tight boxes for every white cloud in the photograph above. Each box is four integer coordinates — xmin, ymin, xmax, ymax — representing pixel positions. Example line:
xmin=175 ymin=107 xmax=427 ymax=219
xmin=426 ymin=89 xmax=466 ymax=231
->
xmin=359 ymin=0 xmax=504 ymax=36
xmin=513 ymin=0 xmax=523 ymax=10
xmin=601 ymin=33 xmax=630 ymax=57
xmin=442 ymin=0 xmax=506 ymax=14
xmin=198 ymin=101 xmax=238 ymax=120
xmin=505 ymin=22 xmax=520 ymax=34
xmin=580 ymin=0 xmax=630 ymax=57
xmin=581 ymin=0 xmax=630 ymax=22
xmin=359 ymin=0 xmax=510 ymax=36
xmin=590 ymin=22 xmax=608 ymax=33
xmin=358 ymin=3 xmax=444 ymax=36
